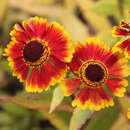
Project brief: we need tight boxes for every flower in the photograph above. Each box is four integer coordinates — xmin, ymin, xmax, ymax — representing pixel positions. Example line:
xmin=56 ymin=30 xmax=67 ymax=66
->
xmin=60 ymin=38 xmax=129 ymax=111
xmin=4 ymin=16 xmax=73 ymax=92
xmin=127 ymin=108 xmax=130 ymax=119
xmin=112 ymin=19 xmax=130 ymax=59
xmin=112 ymin=20 xmax=130 ymax=37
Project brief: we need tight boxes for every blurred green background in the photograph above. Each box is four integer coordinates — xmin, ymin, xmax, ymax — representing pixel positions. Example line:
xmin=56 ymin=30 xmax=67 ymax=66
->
xmin=0 ymin=0 xmax=130 ymax=130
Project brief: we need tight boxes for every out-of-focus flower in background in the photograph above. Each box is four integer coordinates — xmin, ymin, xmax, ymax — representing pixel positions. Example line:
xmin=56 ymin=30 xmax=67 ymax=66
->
xmin=112 ymin=19 xmax=130 ymax=59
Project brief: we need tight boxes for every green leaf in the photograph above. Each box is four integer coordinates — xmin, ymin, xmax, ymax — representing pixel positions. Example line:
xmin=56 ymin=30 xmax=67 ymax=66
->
xmin=102 ymin=85 xmax=114 ymax=98
xmin=10 ymin=91 xmax=52 ymax=110
xmin=0 ymin=91 xmax=72 ymax=112
xmin=56 ymin=111 xmax=72 ymax=126
xmin=3 ymin=103 xmax=30 ymax=117
xmin=74 ymin=71 xmax=79 ymax=74
xmin=69 ymin=72 xmax=78 ymax=79
xmin=24 ymin=67 xmax=32 ymax=84
xmin=40 ymin=110 xmax=68 ymax=130
xmin=69 ymin=108 xmax=94 ymax=130
xmin=79 ymin=58 xmax=84 ymax=64
xmin=49 ymin=86 xmax=64 ymax=113
xmin=85 ymin=103 xmax=120 ymax=130
xmin=79 ymin=83 xmax=85 ymax=88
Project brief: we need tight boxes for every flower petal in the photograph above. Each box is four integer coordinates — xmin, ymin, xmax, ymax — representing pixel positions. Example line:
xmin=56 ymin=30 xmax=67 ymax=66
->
xmin=41 ymin=22 xmax=73 ymax=62
xmin=5 ymin=41 xmax=24 ymax=59
xmin=68 ymin=41 xmax=89 ymax=74
xmin=22 ymin=18 xmax=35 ymax=39
xmin=59 ymin=78 xmax=81 ymax=96
xmin=72 ymin=87 xmax=114 ymax=111
xmin=26 ymin=57 xmax=67 ymax=92
xmin=106 ymin=78 xmax=128 ymax=97
xmin=33 ymin=16 xmax=47 ymax=38
xmin=120 ymin=20 xmax=130 ymax=30
xmin=68 ymin=38 xmax=110 ymax=74
xmin=105 ymin=52 xmax=129 ymax=78
xmin=7 ymin=57 xmax=24 ymax=69
xmin=112 ymin=38 xmax=130 ymax=59
xmin=21 ymin=17 xmax=73 ymax=62
xmin=10 ymin=24 xmax=29 ymax=42
xmin=126 ymin=43 xmax=130 ymax=59
xmin=112 ymin=26 xmax=130 ymax=37
xmin=7 ymin=56 xmax=29 ymax=82
xmin=85 ymin=37 xmax=109 ymax=60
xmin=13 ymin=64 xmax=29 ymax=82
xmin=118 ymin=39 xmax=130 ymax=59
xmin=25 ymin=68 xmax=41 ymax=92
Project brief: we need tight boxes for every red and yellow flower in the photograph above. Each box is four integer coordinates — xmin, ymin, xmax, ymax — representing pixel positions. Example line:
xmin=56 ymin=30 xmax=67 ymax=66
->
xmin=4 ymin=16 xmax=74 ymax=92
xmin=127 ymin=108 xmax=130 ymax=119
xmin=60 ymin=38 xmax=129 ymax=111
xmin=112 ymin=19 xmax=130 ymax=59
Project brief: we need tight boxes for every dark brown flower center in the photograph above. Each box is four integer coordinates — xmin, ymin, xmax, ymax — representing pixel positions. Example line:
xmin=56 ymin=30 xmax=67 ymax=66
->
xmin=23 ymin=41 xmax=44 ymax=62
xmin=85 ymin=64 xmax=104 ymax=82
xmin=79 ymin=60 xmax=108 ymax=88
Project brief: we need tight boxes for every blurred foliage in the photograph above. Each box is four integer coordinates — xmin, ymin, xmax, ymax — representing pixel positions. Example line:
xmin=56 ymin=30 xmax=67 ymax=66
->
xmin=85 ymin=102 xmax=120 ymax=130
xmin=49 ymin=86 xmax=64 ymax=113
xmin=0 ymin=0 xmax=130 ymax=130
xmin=0 ymin=0 xmax=7 ymax=22
xmin=69 ymin=108 xmax=93 ymax=130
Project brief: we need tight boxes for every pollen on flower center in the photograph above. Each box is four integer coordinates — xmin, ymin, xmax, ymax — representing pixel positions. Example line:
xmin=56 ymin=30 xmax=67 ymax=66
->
xmin=23 ymin=41 xmax=44 ymax=62
xmin=23 ymin=40 xmax=50 ymax=67
xmin=79 ymin=60 xmax=108 ymax=88
xmin=85 ymin=64 xmax=104 ymax=82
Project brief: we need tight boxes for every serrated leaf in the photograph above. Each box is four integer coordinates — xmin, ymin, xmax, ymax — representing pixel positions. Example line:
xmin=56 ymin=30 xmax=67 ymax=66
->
xmin=69 ymin=108 xmax=94 ymax=130
xmin=49 ymin=86 xmax=64 ymax=113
